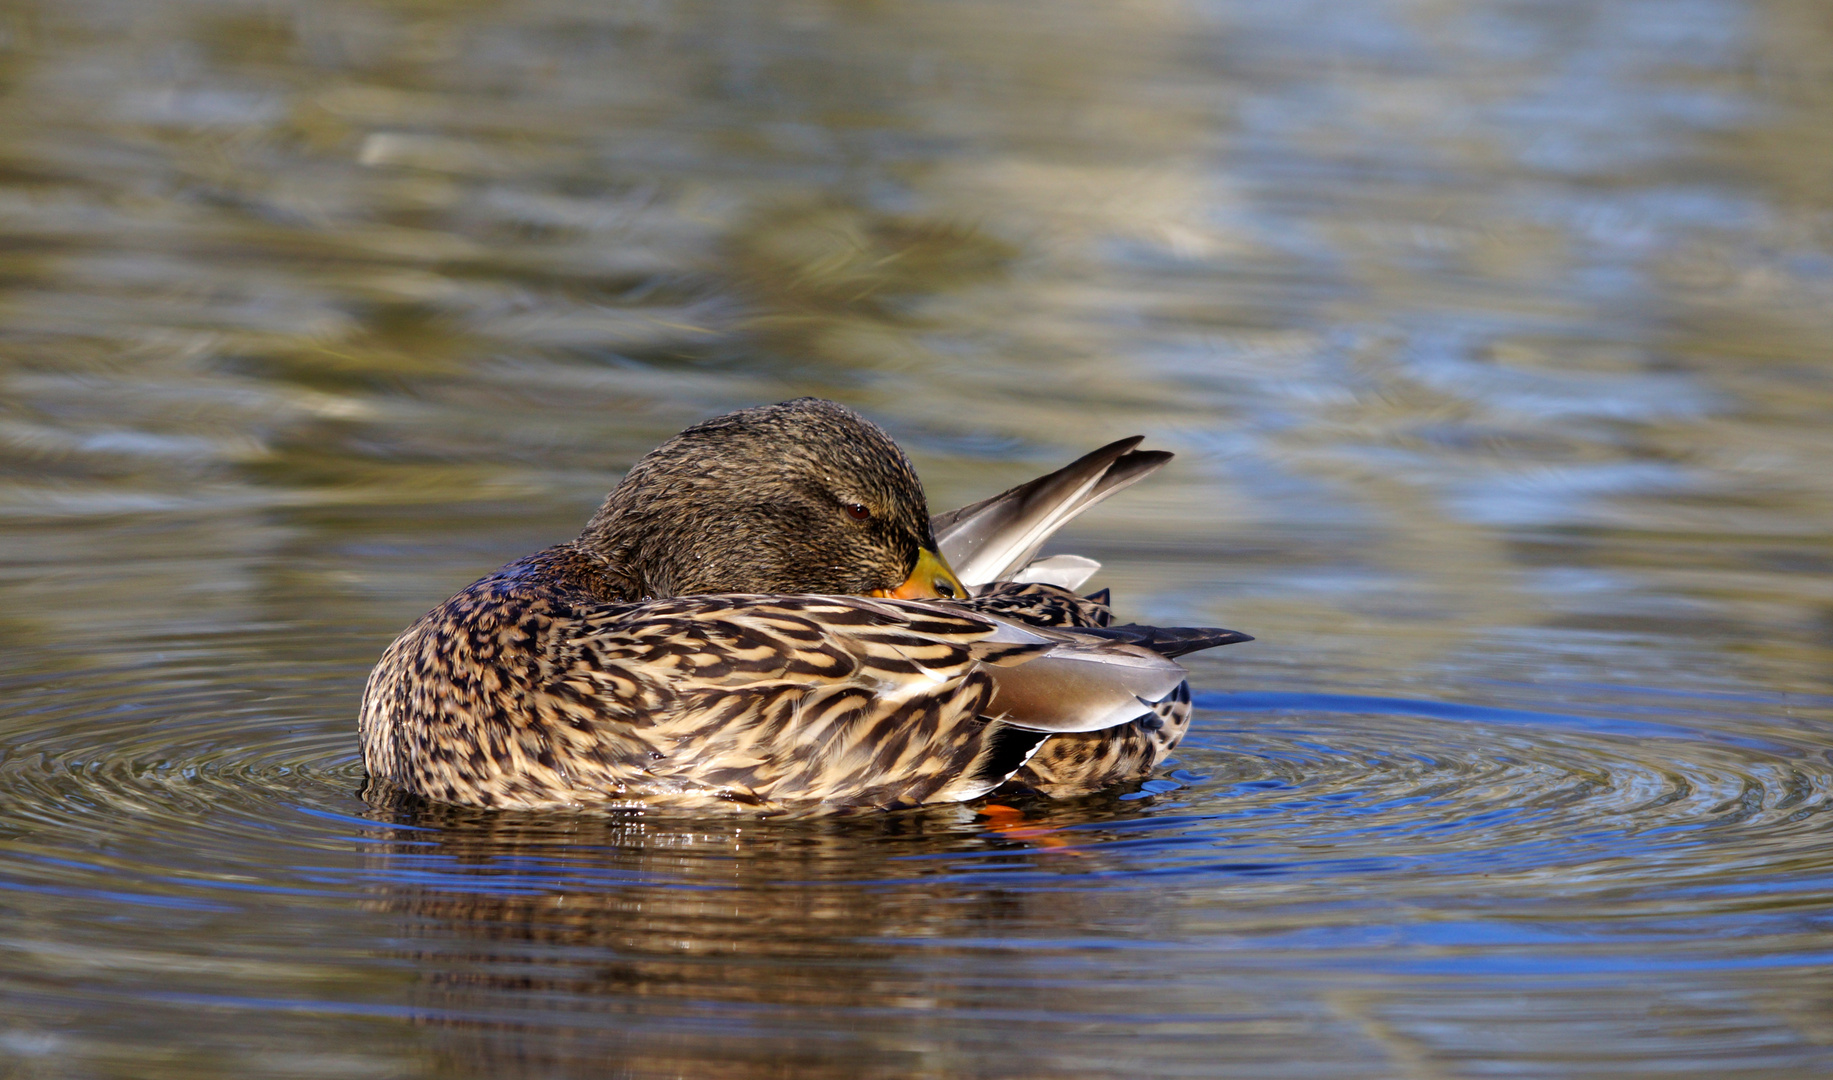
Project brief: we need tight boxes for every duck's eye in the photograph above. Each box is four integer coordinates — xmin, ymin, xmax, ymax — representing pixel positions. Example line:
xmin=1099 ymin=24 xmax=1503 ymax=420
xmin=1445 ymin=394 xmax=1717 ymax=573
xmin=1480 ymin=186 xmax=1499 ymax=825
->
xmin=844 ymin=503 xmax=871 ymax=521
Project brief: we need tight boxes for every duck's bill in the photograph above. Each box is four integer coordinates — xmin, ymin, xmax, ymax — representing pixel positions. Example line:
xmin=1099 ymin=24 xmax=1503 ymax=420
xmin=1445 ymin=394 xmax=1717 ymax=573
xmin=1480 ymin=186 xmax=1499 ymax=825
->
xmin=872 ymin=547 xmax=969 ymax=601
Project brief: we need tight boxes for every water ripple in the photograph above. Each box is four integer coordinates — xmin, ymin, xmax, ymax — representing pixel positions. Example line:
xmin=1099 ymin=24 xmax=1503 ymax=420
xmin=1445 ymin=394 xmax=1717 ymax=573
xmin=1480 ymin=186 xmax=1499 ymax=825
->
xmin=2 ymin=661 xmax=1828 ymax=912
xmin=2 ymin=655 xmax=1830 ymax=1077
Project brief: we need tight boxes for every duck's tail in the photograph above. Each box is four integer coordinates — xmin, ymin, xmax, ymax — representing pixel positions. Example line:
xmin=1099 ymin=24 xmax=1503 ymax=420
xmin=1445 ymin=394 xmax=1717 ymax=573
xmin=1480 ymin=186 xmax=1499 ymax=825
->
xmin=931 ymin=436 xmax=1172 ymax=588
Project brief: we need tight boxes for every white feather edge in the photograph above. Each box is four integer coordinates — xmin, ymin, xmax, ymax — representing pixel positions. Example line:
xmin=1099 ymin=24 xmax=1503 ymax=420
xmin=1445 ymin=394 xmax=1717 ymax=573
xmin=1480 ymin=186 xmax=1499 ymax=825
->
xmin=1011 ymin=554 xmax=1102 ymax=591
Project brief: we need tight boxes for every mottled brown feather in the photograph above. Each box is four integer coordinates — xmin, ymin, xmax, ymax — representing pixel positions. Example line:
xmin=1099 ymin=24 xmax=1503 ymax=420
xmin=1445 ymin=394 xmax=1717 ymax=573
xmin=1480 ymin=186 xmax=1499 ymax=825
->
xmin=361 ymin=545 xmax=1071 ymax=812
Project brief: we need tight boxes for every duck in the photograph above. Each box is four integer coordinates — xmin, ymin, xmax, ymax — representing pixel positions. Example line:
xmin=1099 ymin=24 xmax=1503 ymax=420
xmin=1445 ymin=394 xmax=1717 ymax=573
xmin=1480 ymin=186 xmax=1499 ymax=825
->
xmin=359 ymin=398 xmax=1250 ymax=812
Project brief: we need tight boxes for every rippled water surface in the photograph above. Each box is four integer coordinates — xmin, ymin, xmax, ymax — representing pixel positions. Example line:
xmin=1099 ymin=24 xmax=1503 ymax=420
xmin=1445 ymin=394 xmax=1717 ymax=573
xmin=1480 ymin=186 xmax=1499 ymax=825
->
xmin=3 ymin=0 xmax=1833 ymax=1076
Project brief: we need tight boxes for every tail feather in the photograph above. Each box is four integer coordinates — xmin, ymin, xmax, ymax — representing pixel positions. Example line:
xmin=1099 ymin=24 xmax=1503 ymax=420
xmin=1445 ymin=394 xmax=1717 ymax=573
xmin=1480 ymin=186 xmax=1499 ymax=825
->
xmin=932 ymin=438 xmax=1173 ymax=587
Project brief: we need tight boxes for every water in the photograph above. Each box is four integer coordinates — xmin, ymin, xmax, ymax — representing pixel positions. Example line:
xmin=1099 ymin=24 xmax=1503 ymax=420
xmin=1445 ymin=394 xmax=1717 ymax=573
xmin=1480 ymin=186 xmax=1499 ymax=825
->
xmin=2 ymin=0 xmax=1832 ymax=1075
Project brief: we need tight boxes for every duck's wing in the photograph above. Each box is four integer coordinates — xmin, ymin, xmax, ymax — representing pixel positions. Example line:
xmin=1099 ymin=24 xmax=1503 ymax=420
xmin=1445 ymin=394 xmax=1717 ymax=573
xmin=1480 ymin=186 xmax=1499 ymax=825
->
xmin=953 ymin=580 xmax=1254 ymax=799
xmin=931 ymin=437 xmax=1173 ymax=588
xmin=962 ymin=582 xmax=1252 ymax=655
xmin=556 ymin=595 xmax=1196 ymax=808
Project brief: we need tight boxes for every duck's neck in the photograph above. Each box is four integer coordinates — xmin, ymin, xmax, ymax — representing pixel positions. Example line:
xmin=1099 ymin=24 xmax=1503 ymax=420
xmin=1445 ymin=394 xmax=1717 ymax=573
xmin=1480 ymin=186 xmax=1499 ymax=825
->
xmin=514 ymin=542 xmax=641 ymax=604
xmin=573 ymin=510 xmax=675 ymax=600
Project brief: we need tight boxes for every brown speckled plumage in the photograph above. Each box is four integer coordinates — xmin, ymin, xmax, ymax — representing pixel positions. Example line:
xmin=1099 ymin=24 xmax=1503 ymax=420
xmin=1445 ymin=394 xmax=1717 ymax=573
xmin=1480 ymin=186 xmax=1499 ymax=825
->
xmin=360 ymin=399 xmax=1249 ymax=812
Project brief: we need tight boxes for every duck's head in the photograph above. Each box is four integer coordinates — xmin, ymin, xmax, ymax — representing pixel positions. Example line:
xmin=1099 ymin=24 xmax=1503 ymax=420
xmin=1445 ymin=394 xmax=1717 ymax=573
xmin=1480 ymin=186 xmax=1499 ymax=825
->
xmin=579 ymin=398 xmax=967 ymax=601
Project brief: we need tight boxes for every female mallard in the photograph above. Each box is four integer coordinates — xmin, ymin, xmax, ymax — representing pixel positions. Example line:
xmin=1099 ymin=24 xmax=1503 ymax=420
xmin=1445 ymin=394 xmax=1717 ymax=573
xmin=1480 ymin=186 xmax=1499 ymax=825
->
xmin=359 ymin=398 xmax=1249 ymax=812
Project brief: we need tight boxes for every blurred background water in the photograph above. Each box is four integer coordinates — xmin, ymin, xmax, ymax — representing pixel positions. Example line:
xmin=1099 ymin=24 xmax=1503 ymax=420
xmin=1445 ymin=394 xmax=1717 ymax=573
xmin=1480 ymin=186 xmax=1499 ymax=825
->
xmin=1 ymin=0 xmax=1831 ymax=1076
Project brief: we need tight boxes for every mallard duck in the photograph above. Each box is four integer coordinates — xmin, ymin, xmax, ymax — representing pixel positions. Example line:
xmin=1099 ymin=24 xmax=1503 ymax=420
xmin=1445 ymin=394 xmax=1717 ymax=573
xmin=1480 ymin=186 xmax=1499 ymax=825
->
xmin=359 ymin=398 xmax=1249 ymax=812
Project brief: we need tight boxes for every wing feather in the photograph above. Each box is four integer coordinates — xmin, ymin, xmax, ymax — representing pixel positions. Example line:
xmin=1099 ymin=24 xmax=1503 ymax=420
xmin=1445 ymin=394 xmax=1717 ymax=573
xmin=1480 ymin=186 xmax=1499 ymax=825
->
xmin=553 ymin=594 xmax=1198 ymax=806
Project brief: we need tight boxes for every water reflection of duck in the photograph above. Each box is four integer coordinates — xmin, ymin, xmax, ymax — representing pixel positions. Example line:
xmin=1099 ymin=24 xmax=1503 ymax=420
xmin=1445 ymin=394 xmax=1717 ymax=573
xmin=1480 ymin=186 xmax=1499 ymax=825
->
xmin=356 ymin=800 xmax=1137 ymax=1076
xmin=359 ymin=398 xmax=1249 ymax=812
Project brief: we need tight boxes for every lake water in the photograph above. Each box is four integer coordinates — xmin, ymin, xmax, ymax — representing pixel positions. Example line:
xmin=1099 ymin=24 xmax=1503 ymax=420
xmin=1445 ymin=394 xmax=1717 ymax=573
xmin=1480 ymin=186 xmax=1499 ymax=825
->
xmin=2 ymin=0 xmax=1832 ymax=1076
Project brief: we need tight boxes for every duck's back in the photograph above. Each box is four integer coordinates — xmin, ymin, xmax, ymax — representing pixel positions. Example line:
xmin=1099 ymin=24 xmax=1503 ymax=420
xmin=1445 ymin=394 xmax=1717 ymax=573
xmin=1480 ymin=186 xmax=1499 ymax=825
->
xmin=359 ymin=545 xmax=649 ymax=809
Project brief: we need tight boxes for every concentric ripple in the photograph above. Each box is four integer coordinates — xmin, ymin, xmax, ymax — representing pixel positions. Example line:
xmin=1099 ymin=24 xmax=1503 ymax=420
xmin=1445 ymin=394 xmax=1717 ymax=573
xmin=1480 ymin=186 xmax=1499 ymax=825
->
xmin=1171 ymin=691 xmax=1833 ymax=890
xmin=4 ymin=651 xmax=1833 ymax=1077
xmin=0 ymin=644 xmax=368 ymax=911
xmin=3 ymin=654 xmax=1829 ymax=905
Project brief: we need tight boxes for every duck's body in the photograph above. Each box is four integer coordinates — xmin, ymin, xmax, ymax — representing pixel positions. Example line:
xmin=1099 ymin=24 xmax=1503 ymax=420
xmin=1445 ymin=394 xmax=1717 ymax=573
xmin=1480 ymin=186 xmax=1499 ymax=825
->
xmin=360 ymin=399 xmax=1248 ymax=813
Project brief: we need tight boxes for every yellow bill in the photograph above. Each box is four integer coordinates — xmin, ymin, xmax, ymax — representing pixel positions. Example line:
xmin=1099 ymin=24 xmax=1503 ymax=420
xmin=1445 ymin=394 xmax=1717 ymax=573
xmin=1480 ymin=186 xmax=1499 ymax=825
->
xmin=872 ymin=546 xmax=968 ymax=601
